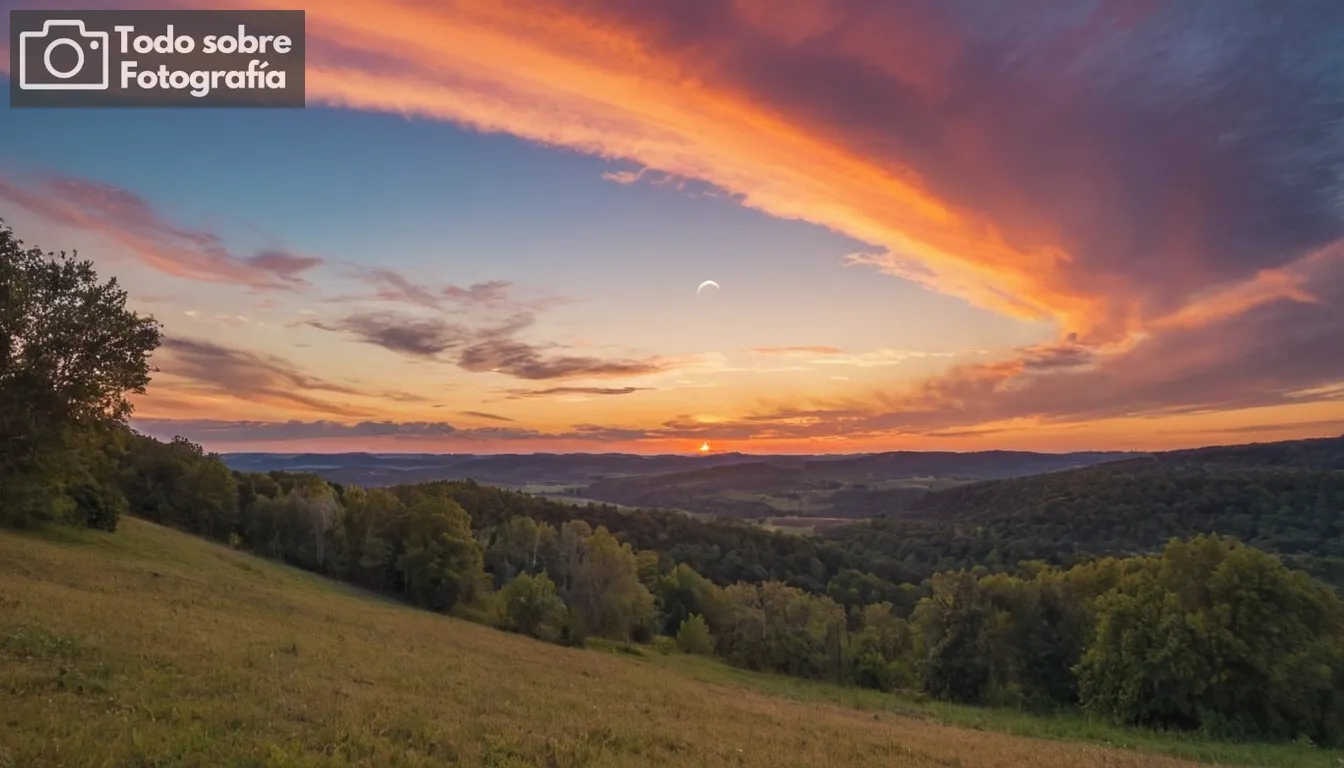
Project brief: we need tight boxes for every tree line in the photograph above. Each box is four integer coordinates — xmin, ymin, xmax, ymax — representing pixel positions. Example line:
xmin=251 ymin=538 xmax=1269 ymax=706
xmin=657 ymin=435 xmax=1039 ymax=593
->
xmin=3 ymin=221 xmax=1342 ymax=747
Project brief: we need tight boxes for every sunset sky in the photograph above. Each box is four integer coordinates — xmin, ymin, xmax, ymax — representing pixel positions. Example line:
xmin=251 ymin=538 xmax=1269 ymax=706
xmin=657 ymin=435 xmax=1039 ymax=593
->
xmin=2 ymin=0 xmax=1342 ymax=455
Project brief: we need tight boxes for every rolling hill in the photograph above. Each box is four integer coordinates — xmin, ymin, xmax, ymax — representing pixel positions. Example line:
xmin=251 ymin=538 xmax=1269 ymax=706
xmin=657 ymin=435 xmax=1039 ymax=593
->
xmin=1 ymin=518 xmax=1328 ymax=768
xmin=220 ymin=449 xmax=1136 ymax=496
xmin=826 ymin=435 xmax=1344 ymax=586
xmin=577 ymin=450 xmax=1133 ymax=519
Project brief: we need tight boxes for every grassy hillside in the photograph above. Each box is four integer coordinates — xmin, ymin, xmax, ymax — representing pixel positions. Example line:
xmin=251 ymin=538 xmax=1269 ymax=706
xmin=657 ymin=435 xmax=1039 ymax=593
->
xmin=2 ymin=519 xmax=1339 ymax=768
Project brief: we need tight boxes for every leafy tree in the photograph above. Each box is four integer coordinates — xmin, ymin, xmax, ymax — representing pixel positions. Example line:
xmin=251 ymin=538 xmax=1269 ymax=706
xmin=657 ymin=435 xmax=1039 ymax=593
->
xmin=676 ymin=614 xmax=714 ymax=655
xmin=635 ymin=548 xmax=663 ymax=590
xmin=122 ymin=434 xmax=238 ymax=538
xmin=914 ymin=572 xmax=992 ymax=704
xmin=851 ymin=602 xmax=916 ymax=691
xmin=498 ymin=572 xmax=566 ymax=641
xmin=0 ymin=222 xmax=160 ymax=527
xmin=1077 ymin=535 xmax=1344 ymax=744
xmin=484 ymin=516 xmax=558 ymax=588
xmin=655 ymin=562 xmax=726 ymax=636
xmin=570 ymin=527 xmax=656 ymax=641
xmin=330 ymin=486 xmax=402 ymax=588
xmin=716 ymin=581 xmax=847 ymax=680
xmin=64 ymin=423 xmax=130 ymax=531
xmin=393 ymin=489 xmax=487 ymax=612
xmin=553 ymin=519 xmax=592 ymax=597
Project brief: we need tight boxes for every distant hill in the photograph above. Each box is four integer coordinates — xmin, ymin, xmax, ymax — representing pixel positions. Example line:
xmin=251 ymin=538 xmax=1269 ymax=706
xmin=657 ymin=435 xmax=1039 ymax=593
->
xmin=826 ymin=435 xmax=1344 ymax=586
xmin=222 ymin=448 xmax=1137 ymax=520
xmin=1155 ymin=434 xmax=1344 ymax=470
xmin=221 ymin=451 xmax=790 ymax=487
xmin=903 ymin=434 xmax=1344 ymax=524
xmin=578 ymin=450 xmax=1134 ymax=518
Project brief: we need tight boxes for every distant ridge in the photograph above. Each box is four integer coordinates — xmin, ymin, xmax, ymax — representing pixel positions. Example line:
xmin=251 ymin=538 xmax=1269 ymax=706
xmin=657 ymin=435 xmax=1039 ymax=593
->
xmin=221 ymin=448 xmax=1139 ymax=489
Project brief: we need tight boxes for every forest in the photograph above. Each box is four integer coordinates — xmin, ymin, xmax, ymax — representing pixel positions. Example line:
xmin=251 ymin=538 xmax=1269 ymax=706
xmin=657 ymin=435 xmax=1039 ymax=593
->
xmin=827 ymin=452 xmax=1344 ymax=588
xmin=3 ymin=221 xmax=1343 ymax=748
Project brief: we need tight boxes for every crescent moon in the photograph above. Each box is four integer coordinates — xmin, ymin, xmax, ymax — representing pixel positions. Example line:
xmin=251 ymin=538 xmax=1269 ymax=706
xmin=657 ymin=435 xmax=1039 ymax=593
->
xmin=697 ymin=280 xmax=720 ymax=295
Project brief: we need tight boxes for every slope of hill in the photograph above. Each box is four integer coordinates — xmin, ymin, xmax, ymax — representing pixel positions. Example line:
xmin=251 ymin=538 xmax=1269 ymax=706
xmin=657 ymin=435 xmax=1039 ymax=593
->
xmin=827 ymin=435 xmax=1344 ymax=586
xmin=1 ymin=518 xmax=1331 ymax=768
xmin=577 ymin=450 xmax=1135 ymax=519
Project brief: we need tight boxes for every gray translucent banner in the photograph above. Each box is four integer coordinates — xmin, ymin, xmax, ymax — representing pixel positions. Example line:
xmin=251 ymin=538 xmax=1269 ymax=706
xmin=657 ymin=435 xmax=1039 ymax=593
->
xmin=9 ymin=9 xmax=305 ymax=108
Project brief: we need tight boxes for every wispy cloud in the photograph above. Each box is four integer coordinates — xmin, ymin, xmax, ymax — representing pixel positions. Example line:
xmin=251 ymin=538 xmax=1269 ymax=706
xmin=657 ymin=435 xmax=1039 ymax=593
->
xmin=0 ymin=174 xmax=324 ymax=290
xmin=751 ymin=346 xmax=844 ymax=356
xmin=130 ymin=417 xmax=545 ymax=444
xmin=155 ymin=337 xmax=427 ymax=417
xmin=442 ymin=279 xmax=512 ymax=305
xmin=502 ymin=386 xmax=651 ymax=399
xmin=458 ymin=336 xmax=671 ymax=380
xmin=309 ymin=308 xmax=677 ymax=381
xmin=350 ymin=267 xmax=444 ymax=309
xmin=460 ymin=410 xmax=515 ymax=422
xmin=329 ymin=265 xmax=564 ymax=314
xmin=308 ymin=313 xmax=467 ymax=358
xmin=748 ymin=345 xmax=957 ymax=368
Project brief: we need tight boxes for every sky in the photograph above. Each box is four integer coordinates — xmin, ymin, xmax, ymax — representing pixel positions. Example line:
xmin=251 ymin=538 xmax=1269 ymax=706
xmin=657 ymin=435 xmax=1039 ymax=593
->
xmin=1 ymin=0 xmax=1343 ymax=455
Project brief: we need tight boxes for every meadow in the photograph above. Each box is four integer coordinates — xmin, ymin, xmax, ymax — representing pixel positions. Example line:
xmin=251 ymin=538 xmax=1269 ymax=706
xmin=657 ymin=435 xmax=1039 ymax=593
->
xmin=3 ymin=518 xmax=1339 ymax=768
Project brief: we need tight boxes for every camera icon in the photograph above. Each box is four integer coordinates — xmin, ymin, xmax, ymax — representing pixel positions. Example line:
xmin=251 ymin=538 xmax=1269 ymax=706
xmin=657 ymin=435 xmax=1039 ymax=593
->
xmin=18 ymin=20 xmax=110 ymax=91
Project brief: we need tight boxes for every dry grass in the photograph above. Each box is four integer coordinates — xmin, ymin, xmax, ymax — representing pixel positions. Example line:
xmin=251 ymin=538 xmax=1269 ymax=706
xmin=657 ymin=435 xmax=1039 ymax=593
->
xmin=0 ymin=518 xmax=1330 ymax=767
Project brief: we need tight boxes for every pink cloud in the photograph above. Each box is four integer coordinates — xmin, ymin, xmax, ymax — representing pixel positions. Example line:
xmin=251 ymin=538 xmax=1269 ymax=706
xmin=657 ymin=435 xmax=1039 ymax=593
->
xmin=0 ymin=174 xmax=323 ymax=290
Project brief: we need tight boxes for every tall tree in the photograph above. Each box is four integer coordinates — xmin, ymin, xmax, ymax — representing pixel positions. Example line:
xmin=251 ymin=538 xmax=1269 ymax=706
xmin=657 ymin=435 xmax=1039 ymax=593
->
xmin=1 ymin=222 xmax=160 ymax=527
xmin=393 ymin=489 xmax=487 ymax=612
xmin=570 ymin=526 xmax=655 ymax=641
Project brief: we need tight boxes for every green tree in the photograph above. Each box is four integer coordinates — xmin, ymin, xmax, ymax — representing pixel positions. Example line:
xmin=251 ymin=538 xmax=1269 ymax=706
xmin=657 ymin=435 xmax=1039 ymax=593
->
xmin=914 ymin=571 xmax=992 ymax=704
xmin=122 ymin=434 xmax=238 ymax=539
xmin=64 ymin=423 xmax=130 ymax=531
xmin=655 ymin=562 xmax=725 ymax=636
xmin=676 ymin=614 xmax=715 ymax=655
xmin=716 ymin=581 xmax=847 ymax=680
xmin=484 ymin=516 xmax=558 ymax=588
xmin=498 ymin=572 xmax=566 ymax=641
xmin=570 ymin=527 xmax=655 ymax=641
xmin=635 ymin=548 xmax=663 ymax=590
xmin=394 ymin=490 xmax=487 ymax=612
xmin=1 ymin=222 xmax=160 ymax=527
xmin=851 ymin=602 xmax=916 ymax=691
xmin=330 ymin=486 xmax=403 ymax=588
xmin=1077 ymin=535 xmax=1344 ymax=744
xmin=553 ymin=519 xmax=592 ymax=598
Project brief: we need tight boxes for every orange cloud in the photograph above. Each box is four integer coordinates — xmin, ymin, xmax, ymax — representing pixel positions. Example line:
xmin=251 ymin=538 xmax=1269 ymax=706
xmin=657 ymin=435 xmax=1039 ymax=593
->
xmin=115 ymin=0 xmax=1089 ymax=337
xmin=12 ymin=2 xmax=1339 ymax=339
xmin=5 ymin=2 xmax=1341 ymax=348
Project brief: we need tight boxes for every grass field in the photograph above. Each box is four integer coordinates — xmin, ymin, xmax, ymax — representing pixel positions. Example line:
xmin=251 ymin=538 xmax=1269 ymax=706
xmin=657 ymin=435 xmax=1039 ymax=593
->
xmin=2 ymin=519 xmax=1339 ymax=767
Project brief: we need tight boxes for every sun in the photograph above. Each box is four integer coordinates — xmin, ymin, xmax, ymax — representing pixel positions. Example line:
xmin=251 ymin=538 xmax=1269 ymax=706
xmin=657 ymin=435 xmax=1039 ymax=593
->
xmin=698 ymin=441 xmax=711 ymax=453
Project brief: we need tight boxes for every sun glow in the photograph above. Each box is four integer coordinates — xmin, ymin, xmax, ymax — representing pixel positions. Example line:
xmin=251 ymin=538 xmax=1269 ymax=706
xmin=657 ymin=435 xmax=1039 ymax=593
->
xmin=699 ymin=441 xmax=711 ymax=453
